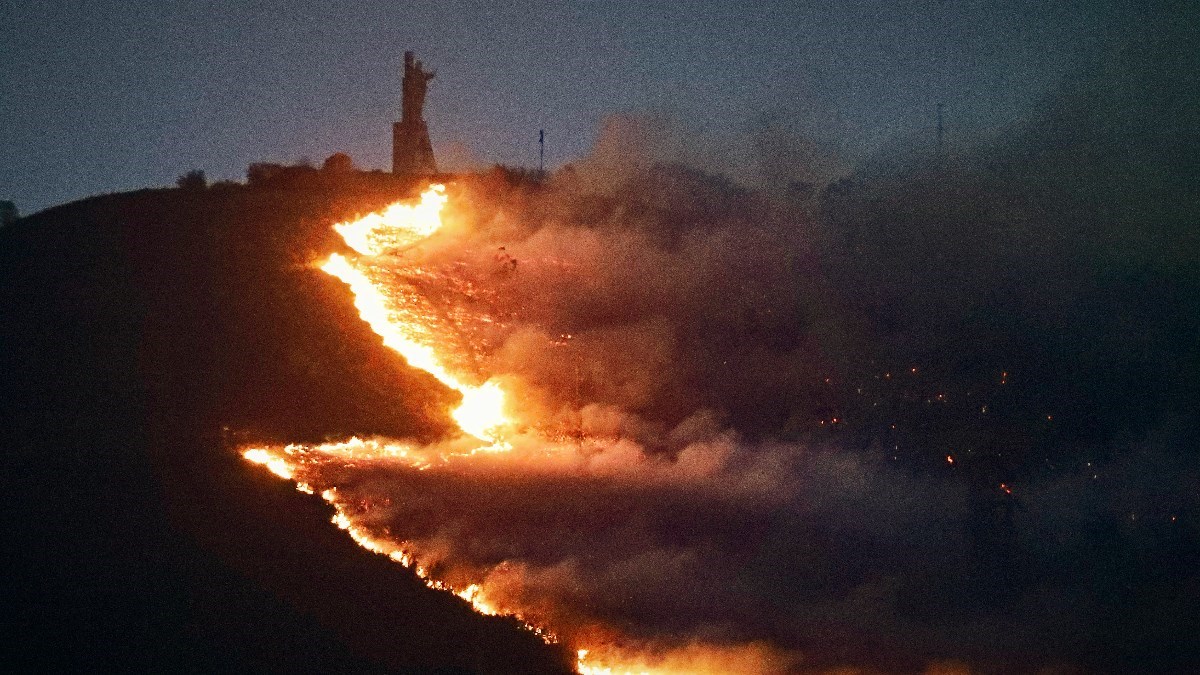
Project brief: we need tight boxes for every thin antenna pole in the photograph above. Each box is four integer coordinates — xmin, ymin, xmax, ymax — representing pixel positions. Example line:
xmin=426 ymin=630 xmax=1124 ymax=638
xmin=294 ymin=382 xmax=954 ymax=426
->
xmin=539 ymin=129 xmax=545 ymax=174
xmin=936 ymin=103 xmax=944 ymax=152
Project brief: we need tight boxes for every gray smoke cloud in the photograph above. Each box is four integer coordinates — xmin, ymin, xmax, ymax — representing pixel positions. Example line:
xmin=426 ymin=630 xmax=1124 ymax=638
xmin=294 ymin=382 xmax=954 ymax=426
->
xmin=289 ymin=15 xmax=1200 ymax=667
xmin=293 ymin=70 xmax=1199 ymax=669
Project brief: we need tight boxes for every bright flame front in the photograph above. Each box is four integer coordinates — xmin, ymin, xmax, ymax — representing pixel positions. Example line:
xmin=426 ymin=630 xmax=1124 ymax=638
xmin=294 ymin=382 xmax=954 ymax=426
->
xmin=240 ymin=186 xmax=731 ymax=674
xmin=319 ymin=185 xmax=510 ymax=444
xmin=332 ymin=184 xmax=449 ymax=256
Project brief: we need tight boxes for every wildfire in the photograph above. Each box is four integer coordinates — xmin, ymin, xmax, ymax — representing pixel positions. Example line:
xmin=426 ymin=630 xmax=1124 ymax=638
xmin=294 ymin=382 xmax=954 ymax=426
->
xmin=574 ymin=644 xmax=789 ymax=675
xmin=332 ymin=184 xmax=449 ymax=256
xmin=577 ymin=650 xmax=649 ymax=675
xmin=243 ymin=447 xmax=294 ymax=480
xmin=319 ymin=185 xmax=510 ymax=444
xmin=239 ymin=186 xmax=724 ymax=674
xmin=241 ymin=442 xmax=552 ymax=632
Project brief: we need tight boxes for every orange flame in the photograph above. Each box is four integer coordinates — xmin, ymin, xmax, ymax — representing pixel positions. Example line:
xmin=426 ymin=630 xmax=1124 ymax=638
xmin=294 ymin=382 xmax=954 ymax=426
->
xmin=574 ymin=643 xmax=791 ymax=675
xmin=242 ymin=443 xmax=554 ymax=639
xmin=320 ymin=185 xmax=510 ymax=444
xmin=240 ymin=187 xmax=759 ymax=674
xmin=333 ymin=184 xmax=449 ymax=256
xmin=243 ymin=447 xmax=294 ymax=480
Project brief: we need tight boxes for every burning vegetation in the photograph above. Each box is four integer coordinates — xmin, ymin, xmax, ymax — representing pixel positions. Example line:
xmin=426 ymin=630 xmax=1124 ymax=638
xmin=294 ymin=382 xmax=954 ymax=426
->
xmin=6 ymin=22 xmax=1197 ymax=667
xmin=242 ymin=184 xmax=794 ymax=673
xmin=238 ymin=144 xmax=1199 ymax=672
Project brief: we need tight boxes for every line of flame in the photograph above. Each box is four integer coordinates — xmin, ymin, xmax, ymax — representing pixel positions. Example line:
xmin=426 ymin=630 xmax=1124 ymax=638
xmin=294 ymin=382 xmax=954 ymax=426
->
xmin=319 ymin=185 xmax=509 ymax=444
xmin=332 ymin=184 xmax=449 ymax=256
xmin=244 ymin=444 xmax=672 ymax=674
xmin=244 ymin=187 xmax=675 ymax=674
xmin=241 ymin=445 xmax=552 ymax=635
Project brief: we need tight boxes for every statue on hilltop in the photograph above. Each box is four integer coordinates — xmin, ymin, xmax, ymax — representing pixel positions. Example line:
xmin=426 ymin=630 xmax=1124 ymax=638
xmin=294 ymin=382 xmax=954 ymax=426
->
xmin=393 ymin=51 xmax=438 ymax=175
xmin=402 ymin=52 xmax=435 ymax=124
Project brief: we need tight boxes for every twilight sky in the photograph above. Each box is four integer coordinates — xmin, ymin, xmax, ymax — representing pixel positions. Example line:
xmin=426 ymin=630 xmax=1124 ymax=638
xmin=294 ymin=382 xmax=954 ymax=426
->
xmin=2 ymin=0 xmax=1120 ymax=214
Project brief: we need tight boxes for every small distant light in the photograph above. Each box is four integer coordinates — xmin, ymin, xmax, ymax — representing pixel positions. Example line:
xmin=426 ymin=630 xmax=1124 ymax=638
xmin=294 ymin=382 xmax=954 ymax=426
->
xmin=946 ymin=455 xmax=954 ymax=464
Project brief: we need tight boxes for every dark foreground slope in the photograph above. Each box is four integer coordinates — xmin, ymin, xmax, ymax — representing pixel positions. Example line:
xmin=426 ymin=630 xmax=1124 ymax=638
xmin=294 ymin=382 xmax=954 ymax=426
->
xmin=0 ymin=176 xmax=574 ymax=673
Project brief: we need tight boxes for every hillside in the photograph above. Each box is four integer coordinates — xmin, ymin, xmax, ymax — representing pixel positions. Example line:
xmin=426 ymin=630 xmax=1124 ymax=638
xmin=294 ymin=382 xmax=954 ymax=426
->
xmin=0 ymin=175 xmax=574 ymax=673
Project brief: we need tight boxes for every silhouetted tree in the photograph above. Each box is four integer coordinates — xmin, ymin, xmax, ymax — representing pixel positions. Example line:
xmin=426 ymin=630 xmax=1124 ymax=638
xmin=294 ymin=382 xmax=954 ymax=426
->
xmin=176 ymin=169 xmax=207 ymax=191
xmin=322 ymin=152 xmax=356 ymax=173
xmin=247 ymin=163 xmax=284 ymax=185
xmin=0 ymin=200 xmax=17 ymax=227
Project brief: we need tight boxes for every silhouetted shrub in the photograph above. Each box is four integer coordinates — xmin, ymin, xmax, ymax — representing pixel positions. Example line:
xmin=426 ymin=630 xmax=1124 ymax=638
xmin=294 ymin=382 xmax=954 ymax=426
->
xmin=0 ymin=200 xmax=17 ymax=226
xmin=176 ymin=169 xmax=207 ymax=191
xmin=322 ymin=152 xmax=356 ymax=173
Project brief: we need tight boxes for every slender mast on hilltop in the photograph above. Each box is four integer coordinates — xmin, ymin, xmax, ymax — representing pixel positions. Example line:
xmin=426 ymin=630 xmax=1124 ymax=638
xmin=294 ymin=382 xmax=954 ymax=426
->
xmin=393 ymin=51 xmax=437 ymax=175
xmin=936 ymin=102 xmax=945 ymax=153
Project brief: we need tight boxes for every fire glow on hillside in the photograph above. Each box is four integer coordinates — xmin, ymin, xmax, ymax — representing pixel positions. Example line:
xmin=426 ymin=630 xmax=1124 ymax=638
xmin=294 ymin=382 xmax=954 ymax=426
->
xmin=241 ymin=186 xmax=772 ymax=674
xmin=320 ymin=186 xmax=510 ymax=445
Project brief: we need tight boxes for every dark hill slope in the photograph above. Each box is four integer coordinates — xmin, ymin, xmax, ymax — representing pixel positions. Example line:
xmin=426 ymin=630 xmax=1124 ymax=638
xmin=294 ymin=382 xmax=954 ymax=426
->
xmin=0 ymin=178 xmax=574 ymax=673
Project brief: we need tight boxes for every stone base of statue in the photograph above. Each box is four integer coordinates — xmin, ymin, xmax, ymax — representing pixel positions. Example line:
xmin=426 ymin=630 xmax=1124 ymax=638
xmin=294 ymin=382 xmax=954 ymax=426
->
xmin=392 ymin=120 xmax=436 ymax=175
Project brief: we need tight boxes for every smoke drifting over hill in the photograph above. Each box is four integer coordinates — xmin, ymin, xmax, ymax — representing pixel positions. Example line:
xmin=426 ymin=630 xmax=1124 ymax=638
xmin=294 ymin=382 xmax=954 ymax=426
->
xmin=257 ymin=32 xmax=1200 ymax=667
xmin=4 ymin=5 xmax=1195 ymax=672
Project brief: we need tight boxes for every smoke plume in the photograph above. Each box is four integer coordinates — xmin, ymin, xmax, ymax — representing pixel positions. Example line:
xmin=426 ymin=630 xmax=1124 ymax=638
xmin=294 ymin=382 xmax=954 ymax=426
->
xmin=255 ymin=18 xmax=1200 ymax=666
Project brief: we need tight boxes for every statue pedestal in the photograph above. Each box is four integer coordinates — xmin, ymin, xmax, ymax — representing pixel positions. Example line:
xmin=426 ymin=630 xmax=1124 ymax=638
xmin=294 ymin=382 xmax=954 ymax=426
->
xmin=392 ymin=120 xmax=437 ymax=175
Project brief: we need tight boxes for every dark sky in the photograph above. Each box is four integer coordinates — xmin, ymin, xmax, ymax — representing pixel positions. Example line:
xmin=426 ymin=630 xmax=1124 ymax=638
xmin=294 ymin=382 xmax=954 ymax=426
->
xmin=2 ymin=0 xmax=1118 ymax=214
